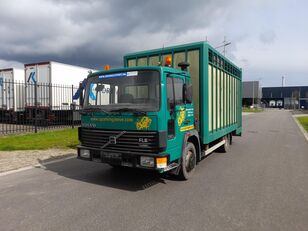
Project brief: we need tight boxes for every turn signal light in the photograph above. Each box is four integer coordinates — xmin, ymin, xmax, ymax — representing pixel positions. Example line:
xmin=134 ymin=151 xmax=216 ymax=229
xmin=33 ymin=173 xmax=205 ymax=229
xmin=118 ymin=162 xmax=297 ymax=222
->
xmin=164 ymin=56 xmax=172 ymax=66
xmin=104 ymin=64 xmax=110 ymax=71
xmin=156 ymin=157 xmax=167 ymax=168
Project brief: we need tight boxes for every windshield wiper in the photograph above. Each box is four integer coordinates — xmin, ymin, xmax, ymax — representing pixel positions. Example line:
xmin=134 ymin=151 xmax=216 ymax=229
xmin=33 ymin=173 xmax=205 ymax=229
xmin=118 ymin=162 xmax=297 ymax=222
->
xmin=81 ymin=107 xmax=110 ymax=115
xmin=110 ymin=108 xmax=147 ymax=115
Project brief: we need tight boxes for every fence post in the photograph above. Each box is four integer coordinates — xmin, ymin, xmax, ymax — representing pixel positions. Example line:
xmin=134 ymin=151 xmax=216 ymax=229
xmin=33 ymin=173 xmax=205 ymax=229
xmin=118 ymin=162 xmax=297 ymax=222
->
xmin=72 ymin=84 xmax=74 ymax=129
xmin=34 ymin=81 xmax=38 ymax=133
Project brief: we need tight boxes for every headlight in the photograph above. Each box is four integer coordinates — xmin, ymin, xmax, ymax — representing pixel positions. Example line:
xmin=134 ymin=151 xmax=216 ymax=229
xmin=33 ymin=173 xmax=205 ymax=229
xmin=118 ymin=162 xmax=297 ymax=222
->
xmin=140 ymin=156 xmax=154 ymax=167
xmin=80 ymin=149 xmax=90 ymax=158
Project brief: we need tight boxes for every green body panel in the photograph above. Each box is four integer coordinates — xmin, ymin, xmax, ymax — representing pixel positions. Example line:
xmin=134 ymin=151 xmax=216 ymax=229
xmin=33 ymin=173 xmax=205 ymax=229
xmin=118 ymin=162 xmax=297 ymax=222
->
xmin=79 ymin=42 xmax=242 ymax=168
xmin=81 ymin=114 xmax=158 ymax=131
xmin=83 ymin=66 xmax=194 ymax=162
xmin=124 ymin=41 xmax=242 ymax=146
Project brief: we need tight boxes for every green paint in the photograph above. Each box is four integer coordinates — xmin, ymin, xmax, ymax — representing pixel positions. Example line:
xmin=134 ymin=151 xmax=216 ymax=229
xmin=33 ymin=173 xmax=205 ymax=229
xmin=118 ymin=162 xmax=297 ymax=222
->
xmin=79 ymin=41 xmax=242 ymax=169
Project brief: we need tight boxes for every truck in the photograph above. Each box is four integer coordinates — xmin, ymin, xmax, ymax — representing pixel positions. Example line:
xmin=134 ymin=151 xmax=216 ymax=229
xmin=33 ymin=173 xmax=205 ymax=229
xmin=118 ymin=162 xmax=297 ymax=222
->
xmin=77 ymin=41 xmax=242 ymax=179
xmin=0 ymin=68 xmax=24 ymax=121
xmin=24 ymin=61 xmax=95 ymax=124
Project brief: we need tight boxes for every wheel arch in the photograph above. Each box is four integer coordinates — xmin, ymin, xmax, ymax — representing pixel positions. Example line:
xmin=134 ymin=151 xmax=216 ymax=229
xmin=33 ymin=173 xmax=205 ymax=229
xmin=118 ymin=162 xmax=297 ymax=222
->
xmin=183 ymin=130 xmax=201 ymax=162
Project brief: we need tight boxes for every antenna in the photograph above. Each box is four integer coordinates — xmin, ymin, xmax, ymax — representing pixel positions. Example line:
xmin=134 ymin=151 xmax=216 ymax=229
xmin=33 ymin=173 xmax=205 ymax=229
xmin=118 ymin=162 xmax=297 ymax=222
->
xmin=215 ymin=36 xmax=231 ymax=56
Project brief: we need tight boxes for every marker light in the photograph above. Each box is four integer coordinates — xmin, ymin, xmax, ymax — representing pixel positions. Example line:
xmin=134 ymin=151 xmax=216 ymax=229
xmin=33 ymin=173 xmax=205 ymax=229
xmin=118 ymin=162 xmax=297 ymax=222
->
xmin=156 ymin=157 xmax=167 ymax=168
xmin=164 ymin=56 xmax=172 ymax=66
xmin=104 ymin=64 xmax=110 ymax=71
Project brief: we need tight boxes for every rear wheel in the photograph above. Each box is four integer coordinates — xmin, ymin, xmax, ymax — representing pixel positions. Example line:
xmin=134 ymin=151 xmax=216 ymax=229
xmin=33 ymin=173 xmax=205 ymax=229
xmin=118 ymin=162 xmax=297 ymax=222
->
xmin=178 ymin=142 xmax=196 ymax=180
xmin=219 ymin=134 xmax=231 ymax=153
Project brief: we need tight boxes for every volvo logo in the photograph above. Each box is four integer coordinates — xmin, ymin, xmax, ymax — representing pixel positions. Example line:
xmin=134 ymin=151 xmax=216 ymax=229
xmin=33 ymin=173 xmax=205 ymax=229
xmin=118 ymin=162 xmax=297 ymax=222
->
xmin=101 ymin=131 xmax=126 ymax=149
xmin=109 ymin=136 xmax=117 ymax=144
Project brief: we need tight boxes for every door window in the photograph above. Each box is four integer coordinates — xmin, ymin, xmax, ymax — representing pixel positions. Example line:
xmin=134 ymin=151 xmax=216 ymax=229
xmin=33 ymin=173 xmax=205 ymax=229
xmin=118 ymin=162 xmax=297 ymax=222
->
xmin=173 ymin=78 xmax=184 ymax=105
xmin=167 ymin=77 xmax=174 ymax=110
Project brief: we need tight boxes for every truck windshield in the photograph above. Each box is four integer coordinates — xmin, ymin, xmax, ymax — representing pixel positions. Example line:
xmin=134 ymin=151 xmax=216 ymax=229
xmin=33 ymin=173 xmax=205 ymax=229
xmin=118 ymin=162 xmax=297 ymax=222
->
xmin=84 ymin=70 xmax=160 ymax=112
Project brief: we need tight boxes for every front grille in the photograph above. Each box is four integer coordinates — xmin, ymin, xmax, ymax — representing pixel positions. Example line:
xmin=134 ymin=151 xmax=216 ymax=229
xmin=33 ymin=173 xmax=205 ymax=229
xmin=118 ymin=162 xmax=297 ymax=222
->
xmin=79 ymin=128 xmax=159 ymax=154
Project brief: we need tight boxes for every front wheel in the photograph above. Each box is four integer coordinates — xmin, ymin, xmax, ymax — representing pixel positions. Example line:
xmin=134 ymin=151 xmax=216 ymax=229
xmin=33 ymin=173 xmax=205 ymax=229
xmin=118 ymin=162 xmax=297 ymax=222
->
xmin=178 ymin=142 xmax=197 ymax=180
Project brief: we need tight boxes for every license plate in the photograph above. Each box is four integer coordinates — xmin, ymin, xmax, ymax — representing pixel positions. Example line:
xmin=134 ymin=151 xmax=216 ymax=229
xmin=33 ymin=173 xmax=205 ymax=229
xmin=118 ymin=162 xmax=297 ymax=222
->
xmin=101 ymin=152 xmax=121 ymax=159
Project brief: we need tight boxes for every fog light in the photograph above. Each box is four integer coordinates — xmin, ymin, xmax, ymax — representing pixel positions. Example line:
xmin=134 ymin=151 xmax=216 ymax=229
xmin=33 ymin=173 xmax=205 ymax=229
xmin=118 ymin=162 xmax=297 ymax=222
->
xmin=156 ymin=157 xmax=167 ymax=168
xmin=140 ymin=156 xmax=154 ymax=167
xmin=80 ymin=149 xmax=90 ymax=158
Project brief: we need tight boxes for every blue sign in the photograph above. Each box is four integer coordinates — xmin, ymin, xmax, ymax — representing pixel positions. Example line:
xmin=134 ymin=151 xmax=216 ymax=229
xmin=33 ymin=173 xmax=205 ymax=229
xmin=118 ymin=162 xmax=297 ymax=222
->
xmin=27 ymin=72 xmax=36 ymax=83
xmin=98 ymin=71 xmax=138 ymax=79
xmin=99 ymin=72 xmax=127 ymax=79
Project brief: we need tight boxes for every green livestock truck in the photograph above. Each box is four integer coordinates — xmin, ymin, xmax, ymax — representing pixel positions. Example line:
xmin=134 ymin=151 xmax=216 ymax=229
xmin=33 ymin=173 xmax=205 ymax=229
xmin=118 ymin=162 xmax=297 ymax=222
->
xmin=77 ymin=41 xmax=242 ymax=179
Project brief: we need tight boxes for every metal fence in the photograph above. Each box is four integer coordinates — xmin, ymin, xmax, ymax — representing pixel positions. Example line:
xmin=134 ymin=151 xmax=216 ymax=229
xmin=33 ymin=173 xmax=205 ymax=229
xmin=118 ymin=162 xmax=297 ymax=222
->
xmin=0 ymin=79 xmax=82 ymax=135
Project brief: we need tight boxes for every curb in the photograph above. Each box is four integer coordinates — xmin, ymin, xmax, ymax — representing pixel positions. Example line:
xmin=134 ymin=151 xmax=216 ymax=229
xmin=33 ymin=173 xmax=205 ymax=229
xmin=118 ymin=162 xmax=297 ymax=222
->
xmin=292 ymin=115 xmax=308 ymax=142
xmin=0 ymin=155 xmax=75 ymax=177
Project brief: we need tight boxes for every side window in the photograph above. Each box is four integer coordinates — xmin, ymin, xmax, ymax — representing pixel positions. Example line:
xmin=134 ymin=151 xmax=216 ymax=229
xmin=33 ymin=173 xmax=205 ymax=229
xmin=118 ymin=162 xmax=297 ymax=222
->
xmin=173 ymin=78 xmax=184 ymax=105
xmin=167 ymin=77 xmax=174 ymax=110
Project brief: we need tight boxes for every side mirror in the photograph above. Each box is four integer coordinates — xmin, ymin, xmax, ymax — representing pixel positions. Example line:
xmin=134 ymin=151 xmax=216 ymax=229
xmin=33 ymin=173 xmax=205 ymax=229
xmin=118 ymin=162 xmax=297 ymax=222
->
xmin=183 ymin=83 xmax=193 ymax=104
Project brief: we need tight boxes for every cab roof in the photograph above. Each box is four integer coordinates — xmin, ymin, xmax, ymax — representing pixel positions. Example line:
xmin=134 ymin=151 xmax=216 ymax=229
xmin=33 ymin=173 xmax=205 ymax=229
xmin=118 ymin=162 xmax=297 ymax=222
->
xmin=88 ymin=66 xmax=190 ymax=78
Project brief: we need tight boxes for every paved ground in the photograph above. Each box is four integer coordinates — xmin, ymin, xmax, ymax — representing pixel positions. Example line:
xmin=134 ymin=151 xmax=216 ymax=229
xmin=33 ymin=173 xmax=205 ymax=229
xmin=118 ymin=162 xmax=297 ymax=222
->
xmin=0 ymin=149 xmax=75 ymax=173
xmin=0 ymin=109 xmax=307 ymax=231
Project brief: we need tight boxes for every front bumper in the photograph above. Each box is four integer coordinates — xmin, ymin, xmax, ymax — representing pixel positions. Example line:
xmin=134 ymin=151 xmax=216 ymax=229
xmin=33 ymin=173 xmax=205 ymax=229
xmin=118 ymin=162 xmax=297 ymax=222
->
xmin=77 ymin=145 xmax=171 ymax=171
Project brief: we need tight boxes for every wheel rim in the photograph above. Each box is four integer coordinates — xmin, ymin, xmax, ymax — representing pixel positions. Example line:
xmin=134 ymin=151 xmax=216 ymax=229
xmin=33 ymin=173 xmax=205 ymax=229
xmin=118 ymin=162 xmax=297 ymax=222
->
xmin=185 ymin=148 xmax=195 ymax=173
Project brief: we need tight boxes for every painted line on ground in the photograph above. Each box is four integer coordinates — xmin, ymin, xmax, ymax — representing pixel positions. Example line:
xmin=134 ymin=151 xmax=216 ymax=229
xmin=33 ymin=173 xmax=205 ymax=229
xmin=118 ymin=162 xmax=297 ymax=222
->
xmin=0 ymin=155 xmax=75 ymax=177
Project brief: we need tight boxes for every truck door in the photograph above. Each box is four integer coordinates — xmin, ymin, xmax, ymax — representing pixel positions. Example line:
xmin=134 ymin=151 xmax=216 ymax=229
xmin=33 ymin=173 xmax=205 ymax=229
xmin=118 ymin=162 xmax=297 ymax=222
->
xmin=166 ymin=74 xmax=186 ymax=159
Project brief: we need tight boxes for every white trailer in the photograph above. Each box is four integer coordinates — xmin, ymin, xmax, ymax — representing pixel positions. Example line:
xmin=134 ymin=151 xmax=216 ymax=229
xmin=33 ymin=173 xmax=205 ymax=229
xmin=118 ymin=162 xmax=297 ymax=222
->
xmin=24 ymin=61 xmax=95 ymax=110
xmin=0 ymin=68 xmax=24 ymax=111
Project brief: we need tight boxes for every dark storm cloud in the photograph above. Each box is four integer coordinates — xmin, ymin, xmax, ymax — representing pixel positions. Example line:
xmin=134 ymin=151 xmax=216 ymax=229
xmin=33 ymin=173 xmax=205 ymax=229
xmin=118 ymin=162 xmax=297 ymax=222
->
xmin=0 ymin=0 xmax=228 ymax=69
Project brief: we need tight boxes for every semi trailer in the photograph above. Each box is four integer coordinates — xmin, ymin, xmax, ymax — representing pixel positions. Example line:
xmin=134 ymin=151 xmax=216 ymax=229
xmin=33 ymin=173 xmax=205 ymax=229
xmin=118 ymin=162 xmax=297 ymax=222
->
xmin=23 ymin=61 xmax=95 ymax=124
xmin=77 ymin=41 xmax=242 ymax=179
xmin=24 ymin=61 xmax=94 ymax=110
xmin=0 ymin=68 xmax=24 ymax=122
xmin=0 ymin=62 xmax=95 ymax=124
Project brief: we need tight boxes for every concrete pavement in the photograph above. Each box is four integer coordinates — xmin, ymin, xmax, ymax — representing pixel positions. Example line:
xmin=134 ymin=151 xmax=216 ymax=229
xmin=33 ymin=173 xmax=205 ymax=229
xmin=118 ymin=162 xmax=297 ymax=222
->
xmin=0 ymin=109 xmax=307 ymax=231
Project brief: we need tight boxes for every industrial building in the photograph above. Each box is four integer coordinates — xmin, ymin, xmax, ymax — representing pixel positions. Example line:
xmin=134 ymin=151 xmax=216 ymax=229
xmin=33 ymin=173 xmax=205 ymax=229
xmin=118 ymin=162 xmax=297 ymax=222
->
xmin=262 ymin=86 xmax=308 ymax=109
xmin=242 ymin=81 xmax=261 ymax=107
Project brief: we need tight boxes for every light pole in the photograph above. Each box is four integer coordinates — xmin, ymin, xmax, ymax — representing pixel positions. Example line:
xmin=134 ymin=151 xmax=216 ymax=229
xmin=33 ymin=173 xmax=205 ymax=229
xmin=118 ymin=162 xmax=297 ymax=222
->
xmin=252 ymin=81 xmax=254 ymax=108
xmin=252 ymin=78 xmax=262 ymax=108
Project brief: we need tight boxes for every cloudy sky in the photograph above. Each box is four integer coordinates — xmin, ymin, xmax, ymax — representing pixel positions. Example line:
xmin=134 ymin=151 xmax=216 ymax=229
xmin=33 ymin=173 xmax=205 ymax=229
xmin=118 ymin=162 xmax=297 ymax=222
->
xmin=0 ymin=0 xmax=307 ymax=86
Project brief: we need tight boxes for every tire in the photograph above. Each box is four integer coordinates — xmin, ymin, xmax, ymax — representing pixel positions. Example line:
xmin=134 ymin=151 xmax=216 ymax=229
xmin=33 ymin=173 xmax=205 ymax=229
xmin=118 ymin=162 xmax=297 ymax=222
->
xmin=219 ymin=135 xmax=231 ymax=153
xmin=178 ymin=142 xmax=197 ymax=180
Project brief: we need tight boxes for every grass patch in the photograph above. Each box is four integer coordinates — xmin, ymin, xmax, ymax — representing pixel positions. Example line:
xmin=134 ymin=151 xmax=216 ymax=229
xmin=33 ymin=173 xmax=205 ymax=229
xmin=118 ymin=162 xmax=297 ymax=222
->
xmin=297 ymin=116 xmax=308 ymax=132
xmin=0 ymin=128 xmax=78 ymax=151
xmin=242 ymin=107 xmax=263 ymax=113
